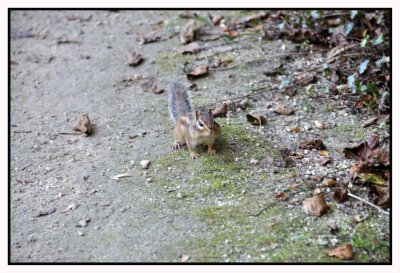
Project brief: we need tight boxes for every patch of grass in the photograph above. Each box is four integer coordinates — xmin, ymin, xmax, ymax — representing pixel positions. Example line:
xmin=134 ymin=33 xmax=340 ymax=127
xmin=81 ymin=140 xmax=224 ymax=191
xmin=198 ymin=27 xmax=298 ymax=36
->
xmin=333 ymin=124 xmax=374 ymax=141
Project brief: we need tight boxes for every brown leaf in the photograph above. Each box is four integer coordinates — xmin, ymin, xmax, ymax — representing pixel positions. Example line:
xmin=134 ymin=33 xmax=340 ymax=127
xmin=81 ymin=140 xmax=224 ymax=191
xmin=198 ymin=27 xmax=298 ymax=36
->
xmin=35 ymin=207 xmax=56 ymax=217
xmin=302 ymin=195 xmax=329 ymax=217
xmin=326 ymin=43 xmax=357 ymax=61
xmin=186 ymin=65 xmax=208 ymax=79
xmin=246 ymin=114 xmax=266 ymax=126
xmin=242 ymin=11 xmax=269 ymax=23
xmin=349 ymin=163 xmax=365 ymax=180
xmin=151 ymin=85 xmax=165 ymax=94
xmin=274 ymin=192 xmax=289 ymax=201
xmin=353 ymin=214 xmax=365 ymax=223
xmin=211 ymin=14 xmax=224 ymax=25
xmin=179 ymin=11 xmax=198 ymax=19
xmin=137 ymin=32 xmax=163 ymax=44
xmin=371 ymin=185 xmax=390 ymax=208
xmin=273 ymin=104 xmax=294 ymax=115
xmin=322 ymin=178 xmax=337 ymax=187
xmin=327 ymin=243 xmax=353 ymax=260
xmin=178 ymin=42 xmax=200 ymax=54
xmin=299 ymin=139 xmax=326 ymax=150
xmin=286 ymin=125 xmax=300 ymax=133
xmin=362 ymin=116 xmax=378 ymax=128
xmin=128 ymin=51 xmax=144 ymax=66
xmin=67 ymin=138 xmax=78 ymax=144
xmin=224 ymin=29 xmax=239 ymax=38
xmin=314 ymin=120 xmax=324 ymax=129
xmin=73 ymin=113 xmax=92 ymax=136
xmin=61 ymin=203 xmax=78 ymax=213
xmin=180 ymin=254 xmax=191 ymax=262
xmin=76 ymin=217 xmax=91 ymax=227
xmin=343 ymin=134 xmax=380 ymax=162
xmin=180 ymin=20 xmax=197 ymax=44
xmin=334 ymin=187 xmax=348 ymax=203
xmin=212 ymin=103 xmax=228 ymax=118
xmin=318 ymin=156 xmax=331 ymax=166
xmin=327 ymin=221 xmax=338 ymax=231
xmin=294 ymin=72 xmax=316 ymax=85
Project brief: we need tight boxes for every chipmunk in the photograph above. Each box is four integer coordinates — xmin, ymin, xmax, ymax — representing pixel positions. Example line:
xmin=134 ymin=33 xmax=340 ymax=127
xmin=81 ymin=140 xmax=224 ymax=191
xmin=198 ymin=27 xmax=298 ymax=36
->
xmin=168 ymin=82 xmax=221 ymax=159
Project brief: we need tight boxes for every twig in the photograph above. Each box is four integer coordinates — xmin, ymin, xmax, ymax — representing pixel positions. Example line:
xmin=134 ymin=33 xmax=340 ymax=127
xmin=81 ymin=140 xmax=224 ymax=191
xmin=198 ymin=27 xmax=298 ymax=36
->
xmin=13 ymin=130 xmax=32 ymax=134
xmin=58 ymin=132 xmax=80 ymax=135
xmin=250 ymin=202 xmax=275 ymax=217
xmin=348 ymin=190 xmax=390 ymax=216
xmin=211 ymin=52 xmax=312 ymax=71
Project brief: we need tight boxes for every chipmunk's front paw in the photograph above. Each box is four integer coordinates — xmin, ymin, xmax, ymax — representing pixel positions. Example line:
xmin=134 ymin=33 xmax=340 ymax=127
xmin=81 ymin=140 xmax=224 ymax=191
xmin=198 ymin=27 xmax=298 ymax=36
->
xmin=190 ymin=152 xmax=199 ymax=160
xmin=170 ymin=142 xmax=181 ymax=149
xmin=207 ymin=149 xmax=217 ymax=155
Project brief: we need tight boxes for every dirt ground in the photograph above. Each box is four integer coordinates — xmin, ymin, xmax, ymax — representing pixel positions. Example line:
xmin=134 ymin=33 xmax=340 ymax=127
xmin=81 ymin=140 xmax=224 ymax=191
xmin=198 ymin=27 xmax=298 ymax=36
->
xmin=9 ymin=10 xmax=390 ymax=263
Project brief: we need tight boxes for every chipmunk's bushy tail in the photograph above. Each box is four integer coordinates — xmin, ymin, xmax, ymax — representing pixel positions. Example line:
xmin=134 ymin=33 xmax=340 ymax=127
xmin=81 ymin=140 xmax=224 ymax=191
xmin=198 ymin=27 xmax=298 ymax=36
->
xmin=168 ymin=83 xmax=194 ymax=123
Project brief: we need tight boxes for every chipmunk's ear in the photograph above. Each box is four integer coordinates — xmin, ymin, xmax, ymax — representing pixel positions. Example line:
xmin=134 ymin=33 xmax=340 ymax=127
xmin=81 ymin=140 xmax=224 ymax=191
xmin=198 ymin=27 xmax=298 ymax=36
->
xmin=195 ymin=110 xmax=200 ymax=120
xmin=208 ymin=108 xmax=213 ymax=115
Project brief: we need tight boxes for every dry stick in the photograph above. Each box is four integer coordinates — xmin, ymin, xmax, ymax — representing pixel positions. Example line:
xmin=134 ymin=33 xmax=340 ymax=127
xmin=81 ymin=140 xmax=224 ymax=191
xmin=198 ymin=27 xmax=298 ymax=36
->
xmin=348 ymin=190 xmax=390 ymax=216
xmin=211 ymin=51 xmax=312 ymax=71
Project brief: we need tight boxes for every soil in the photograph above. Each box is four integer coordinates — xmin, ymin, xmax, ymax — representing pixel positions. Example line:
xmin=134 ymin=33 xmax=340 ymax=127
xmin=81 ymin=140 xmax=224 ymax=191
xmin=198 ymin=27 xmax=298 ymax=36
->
xmin=10 ymin=10 xmax=390 ymax=263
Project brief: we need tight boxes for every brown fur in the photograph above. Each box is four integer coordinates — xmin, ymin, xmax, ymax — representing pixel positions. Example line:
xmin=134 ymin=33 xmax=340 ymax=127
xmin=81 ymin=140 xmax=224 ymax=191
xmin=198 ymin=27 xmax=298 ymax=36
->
xmin=171 ymin=111 xmax=221 ymax=159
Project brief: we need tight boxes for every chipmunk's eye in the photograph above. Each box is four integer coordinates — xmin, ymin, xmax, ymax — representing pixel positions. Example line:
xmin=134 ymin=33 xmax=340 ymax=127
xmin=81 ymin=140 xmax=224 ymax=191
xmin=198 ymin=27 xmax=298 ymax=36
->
xmin=198 ymin=121 xmax=204 ymax=128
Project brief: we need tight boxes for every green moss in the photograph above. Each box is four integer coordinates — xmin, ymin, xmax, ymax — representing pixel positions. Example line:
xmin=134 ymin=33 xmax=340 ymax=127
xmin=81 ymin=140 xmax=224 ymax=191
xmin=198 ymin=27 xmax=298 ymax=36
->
xmin=155 ymin=51 xmax=191 ymax=75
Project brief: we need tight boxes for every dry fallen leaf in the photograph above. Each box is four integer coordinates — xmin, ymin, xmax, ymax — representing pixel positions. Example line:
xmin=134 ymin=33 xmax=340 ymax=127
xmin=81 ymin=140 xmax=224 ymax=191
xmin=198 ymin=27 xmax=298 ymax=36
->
xmin=353 ymin=214 xmax=365 ymax=223
xmin=343 ymin=134 xmax=381 ymax=162
xmin=35 ymin=207 xmax=56 ymax=217
xmin=327 ymin=243 xmax=353 ymax=260
xmin=140 ymin=160 xmax=150 ymax=169
xmin=318 ymin=156 xmax=331 ymax=166
xmin=62 ymin=203 xmax=78 ymax=213
xmin=286 ymin=125 xmax=300 ymax=133
xmin=299 ymin=139 xmax=326 ymax=150
xmin=362 ymin=115 xmax=389 ymax=128
xmin=327 ymin=221 xmax=338 ymax=231
xmin=314 ymin=120 xmax=324 ymax=129
xmin=371 ymin=185 xmax=390 ymax=208
xmin=128 ymin=51 xmax=144 ymax=66
xmin=273 ymin=104 xmax=294 ymax=115
xmin=212 ymin=103 xmax=228 ymax=118
xmin=73 ymin=113 xmax=92 ymax=136
xmin=151 ymin=85 xmax=165 ymax=94
xmin=246 ymin=114 xmax=266 ymax=126
xmin=294 ymin=71 xmax=316 ymax=85
xmin=333 ymin=187 xmax=348 ymax=203
xmin=180 ymin=20 xmax=197 ymax=44
xmin=111 ymin=173 xmax=134 ymax=180
xmin=179 ymin=11 xmax=198 ymax=19
xmin=224 ymin=29 xmax=239 ymax=38
xmin=274 ymin=192 xmax=289 ymax=201
xmin=186 ymin=65 xmax=208 ymax=79
xmin=178 ymin=42 xmax=201 ymax=54
xmin=137 ymin=32 xmax=163 ymax=44
xmin=76 ymin=217 xmax=91 ymax=227
xmin=302 ymin=195 xmax=329 ymax=217
xmin=322 ymin=178 xmax=337 ymax=187
xmin=180 ymin=254 xmax=191 ymax=262
xmin=319 ymin=150 xmax=329 ymax=156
